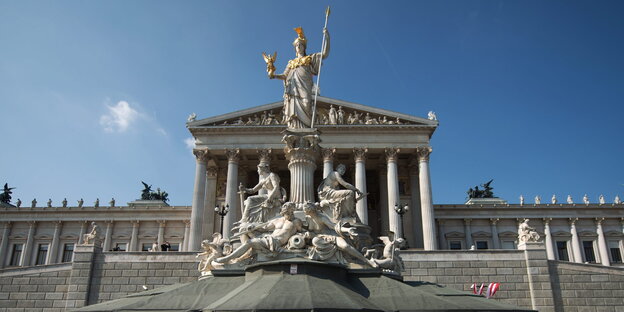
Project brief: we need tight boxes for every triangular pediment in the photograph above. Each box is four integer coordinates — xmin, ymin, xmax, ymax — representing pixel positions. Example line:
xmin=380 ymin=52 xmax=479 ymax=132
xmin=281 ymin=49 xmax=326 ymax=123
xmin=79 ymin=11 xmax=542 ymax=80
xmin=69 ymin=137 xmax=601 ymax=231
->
xmin=187 ymin=96 xmax=437 ymax=128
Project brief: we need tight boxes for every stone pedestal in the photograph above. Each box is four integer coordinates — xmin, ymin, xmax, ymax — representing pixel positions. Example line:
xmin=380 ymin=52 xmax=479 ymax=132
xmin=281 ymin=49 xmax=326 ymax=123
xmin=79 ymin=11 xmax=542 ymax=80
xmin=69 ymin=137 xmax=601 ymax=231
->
xmin=282 ymin=129 xmax=320 ymax=205
xmin=517 ymin=241 xmax=545 ymax=250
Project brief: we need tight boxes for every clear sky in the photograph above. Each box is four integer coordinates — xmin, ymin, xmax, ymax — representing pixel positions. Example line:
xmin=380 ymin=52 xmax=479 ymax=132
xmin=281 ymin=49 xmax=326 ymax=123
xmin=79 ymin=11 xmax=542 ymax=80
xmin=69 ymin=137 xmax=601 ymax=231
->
xmin=1 ymin=1 xmax=623 ymax=206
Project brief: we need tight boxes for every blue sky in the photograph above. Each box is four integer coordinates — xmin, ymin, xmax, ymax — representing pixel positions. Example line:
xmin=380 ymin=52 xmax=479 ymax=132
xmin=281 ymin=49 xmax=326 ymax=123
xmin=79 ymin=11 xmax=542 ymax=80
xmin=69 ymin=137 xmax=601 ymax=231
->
xmin=1 ymin=1 xmax=623 ymax=206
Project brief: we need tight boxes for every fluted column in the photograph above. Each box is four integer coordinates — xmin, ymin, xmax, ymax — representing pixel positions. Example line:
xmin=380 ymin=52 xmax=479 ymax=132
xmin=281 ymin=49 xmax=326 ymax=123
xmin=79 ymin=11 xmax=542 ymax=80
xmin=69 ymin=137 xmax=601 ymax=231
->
xmin=103 ymin=221 xmax=113 ymax=252
xmin=596 ymin=218 xmax=610 ymax=266
xmin=386 ymin=148 xmax=401 ymax=238
xmin=157 ymin=220 xmax=166 ymax=250
xmin=189 ymin=149 xmax=209 ymax=251
xmin=0 ymin=222 xmax=12 ymax=268
xmin=77 ymin=221 xmax=88 ymax=245
xmin=23 ymin=221 xmax=36 ymax=266
xmin=182 ymin=220 xmax=191 ymax=252
xmin=354 ymin=148 xmax=368 ymax=224
xmin=464 ymin=219 xmax=473 ymax=249
xmin=417 ymin=146 xmax=437 ymax=250
xmin=408 ymin=162 xmax=423 ymax=248
xmin=129 ymin=221 xmax=139 ymax=252
xmin=47 ymin=221 xmax=62 ymax=264
xmin=203 ymin=167 xmax=218 ymax=240
xmin=321 ymin=148 xmax=335 ymax=179
xmin=285 ymin=141 xmax=318 ymax=205
xmin=376 ymin=166 xmax=388 ymax=235
xmin=490 ymin=218 xmax=501 ymax=249
xmin=543 ymin=218 xmax=555 ymax=260
xmin=257 ymin=149 xmax=272 ymax=195
xmin=223 ymin=149 xmax=240 ymax=238
xmin=569 ymin=218 xmax=583 ymax=263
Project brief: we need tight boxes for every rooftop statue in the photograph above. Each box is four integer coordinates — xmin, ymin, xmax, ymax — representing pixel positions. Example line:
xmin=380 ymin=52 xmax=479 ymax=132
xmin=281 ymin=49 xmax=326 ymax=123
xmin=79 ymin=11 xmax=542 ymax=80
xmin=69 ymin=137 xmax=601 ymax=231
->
xmin=264 ymin=24 xmax=330 ymax=129
xmin=467 ymin=179 xmax=495 ymax=199
xmin=0 ymin=183 xmax=15 ymax=204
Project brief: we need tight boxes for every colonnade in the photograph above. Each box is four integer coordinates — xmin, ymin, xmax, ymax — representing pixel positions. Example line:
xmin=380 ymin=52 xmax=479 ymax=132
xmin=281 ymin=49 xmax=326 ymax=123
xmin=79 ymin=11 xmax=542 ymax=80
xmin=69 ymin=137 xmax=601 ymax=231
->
xmin=189 ymin=145 xmax=437 ymax=251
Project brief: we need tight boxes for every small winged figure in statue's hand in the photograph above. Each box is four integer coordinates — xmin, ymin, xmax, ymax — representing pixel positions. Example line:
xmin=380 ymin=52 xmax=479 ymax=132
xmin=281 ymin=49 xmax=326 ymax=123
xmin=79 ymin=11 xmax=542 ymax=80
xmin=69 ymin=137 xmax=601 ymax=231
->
xmin=262 ymin=52 xmax=277 ymax=78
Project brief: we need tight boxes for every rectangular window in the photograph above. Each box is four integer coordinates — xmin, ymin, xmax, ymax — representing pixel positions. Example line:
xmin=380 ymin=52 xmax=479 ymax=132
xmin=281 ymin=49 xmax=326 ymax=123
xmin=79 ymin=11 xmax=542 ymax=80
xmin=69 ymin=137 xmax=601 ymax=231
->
xmin=556 ymin=241 xmax=569 ymax=261
xmin=9 ymin=244 xmax=23 ymax=266
xmin=142 ymin=243 xmax=152 ymax=252
xmin=476 ymin=241 xmax=488 ymax=250
xmin=502 ymin=241 xmax=515 ymax=249
xmin=169 ymin=243 xmax=180 ymax=252
xmin=36 ymin=244 xmax=48 ymax=265
xmin=583 ymin=240 xmax=596 ymax=263
xmin=62 ymin=243 xmax=74 ymax=263
xmin=608 ymin=241 xmax=622 ymax=263
xmin=114 ymin=243 xmax=127 ymax=252
xmin=449 ymin=241 xmax=462 ymax=250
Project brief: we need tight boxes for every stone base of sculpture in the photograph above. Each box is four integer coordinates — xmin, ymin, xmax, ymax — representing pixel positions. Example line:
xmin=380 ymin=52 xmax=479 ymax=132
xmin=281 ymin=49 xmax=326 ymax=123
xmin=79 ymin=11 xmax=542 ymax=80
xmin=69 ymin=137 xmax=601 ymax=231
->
xmin=517 ymin=241 xmax=545 ymax=251
xmin=465 ymin=197 xmax=508 ymax=205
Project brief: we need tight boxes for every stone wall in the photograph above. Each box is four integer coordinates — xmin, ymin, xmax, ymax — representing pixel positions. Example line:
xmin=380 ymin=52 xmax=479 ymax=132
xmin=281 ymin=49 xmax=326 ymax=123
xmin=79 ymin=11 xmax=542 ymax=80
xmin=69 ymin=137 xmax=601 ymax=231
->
xmin=2 ymin=245 xmax=624 ymax=311
xmin=0 ymin=263 xmax=72 ymax=311
xmin=550 ymin=261 xmax=624 ymax=311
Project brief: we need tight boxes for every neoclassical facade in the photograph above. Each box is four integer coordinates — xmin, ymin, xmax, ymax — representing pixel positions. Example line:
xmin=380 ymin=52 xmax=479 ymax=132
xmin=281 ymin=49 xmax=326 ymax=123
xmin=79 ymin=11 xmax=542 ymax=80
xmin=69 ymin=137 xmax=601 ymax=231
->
xmin=1 ymin=97 xmax=623 ymax=269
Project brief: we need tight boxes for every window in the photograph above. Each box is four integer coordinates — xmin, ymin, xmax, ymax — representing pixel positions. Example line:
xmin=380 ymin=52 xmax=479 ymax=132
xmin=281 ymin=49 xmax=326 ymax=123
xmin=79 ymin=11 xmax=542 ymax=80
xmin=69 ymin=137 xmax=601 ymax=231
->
xmin=476 ymin=241 xmax=488 ymax=250
xmin=169 ymin=243 xmax=180 ymax=252
xmin=9 ymin=244 xmax=23 ymax=266
xmin=36 ymin=244 xmax=48 ymax=265
xmin=608 ymin=241 xmax=622 ymax=263
xmin=556 ymin=241 xmax=569 ymax=261
xmin=113 ymin=243 xmax=127 ymax=251
xmin=142 ymin=243 xmax=152 ymax=251
xmin=583 ymin=240 xmax=596 ymax=263
xmin=449 ymin=241 xmax=462 ymax=250
xmin=62 ymin=243 xmax=74 ymax=263
xmin=502 ymin=241 xmax=515 ymax=249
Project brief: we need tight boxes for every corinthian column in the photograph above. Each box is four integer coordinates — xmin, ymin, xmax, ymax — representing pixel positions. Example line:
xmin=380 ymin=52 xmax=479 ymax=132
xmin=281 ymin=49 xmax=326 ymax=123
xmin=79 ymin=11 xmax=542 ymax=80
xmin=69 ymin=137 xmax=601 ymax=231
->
xmin=23 ymin=221 xmax=36 ymax=266
xmin=408 ymin=162 xmax=423 ymax=248
xmin=386 ymin=148 xmax=401 ymax=238
xmin=596 ymin=218 xmax=610 ymax=266
xmin=464 ymin=219 xmax=473 ymax=249
xmin=417 ymin=146 xmax=437 ymax=250
xmin=321 ymin=148 xmax=336 ymax=178
xmin=189 ymin=148 xmax=209 ymax=251
xmin=223 ymin=149 xmax=240 ymax=238
xmin=284 ymin=133 xmax=319 ymax=204
xmin=490 ymin=218 xmax=500 ymax=249
xmin=569 ymin=218 xmax=583 ymax=263
xmin=103 ymin=221 xmax=113 ymax=252
xmin=354 ymin=147 xmax=368 ymax=224
xmin=47 ymin=221 xmax=62 ymax=264
xmin=543 ymin=218 xmax=555 ymax=260
xmin=129 ymin=221 xmax=139 ymax=252
xmin=203 ymin=167 xmax=218 ymax=240
xmin=0 ymin=222 xmax=11 ymax=268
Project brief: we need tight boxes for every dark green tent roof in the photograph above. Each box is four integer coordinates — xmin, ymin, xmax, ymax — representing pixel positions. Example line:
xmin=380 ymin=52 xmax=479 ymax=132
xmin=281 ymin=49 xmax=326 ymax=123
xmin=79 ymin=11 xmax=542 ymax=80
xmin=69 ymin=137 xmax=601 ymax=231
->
xmin=76 ymin=260 xmax=534 ymax=312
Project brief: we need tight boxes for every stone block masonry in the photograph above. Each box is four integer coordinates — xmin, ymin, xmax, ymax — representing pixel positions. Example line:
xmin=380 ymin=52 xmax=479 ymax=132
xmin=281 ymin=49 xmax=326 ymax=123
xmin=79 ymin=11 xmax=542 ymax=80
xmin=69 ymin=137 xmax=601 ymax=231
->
xmin=2 ymin=247 xmax=624 ymax=311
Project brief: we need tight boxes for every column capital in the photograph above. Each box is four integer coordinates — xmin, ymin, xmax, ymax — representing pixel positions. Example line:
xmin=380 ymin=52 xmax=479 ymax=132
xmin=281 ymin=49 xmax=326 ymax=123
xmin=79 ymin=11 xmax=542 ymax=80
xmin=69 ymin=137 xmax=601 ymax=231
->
xmin=192 ymin=148 xmax=210 ymax=162
xmin=183 ymin=220 xmax=191 ymax=226
xmin=53 ymin=220 xmax=63 ymax=226
xmin=104 ymin=220 xmax=114 ymax=225
xmin=3 ymin=221 xmax=12 ymax=227
xmin=27 ymin=220 xmax=37 ymax=226
xmin=257 ymin=149 xmax=272 ymax=165
xmin=568 ymin=217 xmax=578 ymax=225
xmin=437 ymin=219 xmax=446 ymax=225
xmin=353 ymin=147 xmax=368 ymax=162
xmin=321 ymin=147 xmax=336 ymax=162
xmin=157 ymin=220 xmax=166 ymax=226
xmin=543 ymin=217 xmax=552 ymax=225
xmin=416 ymin=146 xmax=433 ymax=162
xmin=206 ymin=166 xmax=219 ymax=178
xmin=489 ymin=218 xmax=499 ymax=225
xmin=595 ymin=217 xmax=605 ymax=225
xmin=131 ymin=220 xmax=140 ymax=225
xmin=463 ymin=218 xmax=472 ymax=225
xmin=385 ymin=147 xmax=400 ymax=163
xmin=225 ymin=148 xmax=240 ymax=163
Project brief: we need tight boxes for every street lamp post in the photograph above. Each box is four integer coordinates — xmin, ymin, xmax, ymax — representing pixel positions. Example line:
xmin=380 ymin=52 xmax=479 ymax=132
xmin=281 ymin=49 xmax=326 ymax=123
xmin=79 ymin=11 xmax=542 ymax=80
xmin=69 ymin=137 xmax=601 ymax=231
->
xmin=394 ymin=203 xmax=409 ymax=247
xmin=214 ymin=204 xmax=229 ymax=236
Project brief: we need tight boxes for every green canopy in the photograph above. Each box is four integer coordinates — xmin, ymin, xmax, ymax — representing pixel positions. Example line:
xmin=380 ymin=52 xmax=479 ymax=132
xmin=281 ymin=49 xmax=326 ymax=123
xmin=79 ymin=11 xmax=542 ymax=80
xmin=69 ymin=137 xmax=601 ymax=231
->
xmin=76 ymin=260 xmax=533 ymax=312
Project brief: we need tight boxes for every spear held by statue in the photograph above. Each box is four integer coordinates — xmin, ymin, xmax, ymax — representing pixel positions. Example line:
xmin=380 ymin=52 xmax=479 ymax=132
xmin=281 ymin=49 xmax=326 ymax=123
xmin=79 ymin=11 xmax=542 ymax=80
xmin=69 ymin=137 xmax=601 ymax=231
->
xmin=310 ymin=6 xmax=331 ymax=128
